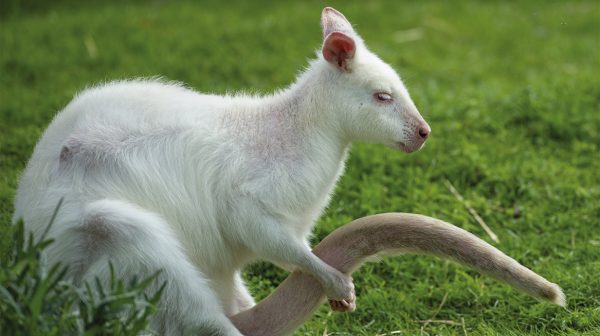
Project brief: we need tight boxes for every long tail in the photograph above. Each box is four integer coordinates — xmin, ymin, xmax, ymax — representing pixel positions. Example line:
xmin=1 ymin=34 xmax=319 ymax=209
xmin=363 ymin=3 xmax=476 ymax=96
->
xmin=230 ymin=213 xmax=565 ymax=335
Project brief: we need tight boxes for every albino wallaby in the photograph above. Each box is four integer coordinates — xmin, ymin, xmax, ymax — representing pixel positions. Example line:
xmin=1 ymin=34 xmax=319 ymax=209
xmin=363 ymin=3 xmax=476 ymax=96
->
xmin=12 ymin=7 xmax=563 ymax=336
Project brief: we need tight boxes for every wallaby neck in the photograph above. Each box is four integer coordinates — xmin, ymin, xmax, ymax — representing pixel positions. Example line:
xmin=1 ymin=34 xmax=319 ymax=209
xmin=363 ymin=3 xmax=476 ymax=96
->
xmin=265 ymin=61 xmax=349 ymax=160
xmin=216 ymin=61 xmax=351 ymax=221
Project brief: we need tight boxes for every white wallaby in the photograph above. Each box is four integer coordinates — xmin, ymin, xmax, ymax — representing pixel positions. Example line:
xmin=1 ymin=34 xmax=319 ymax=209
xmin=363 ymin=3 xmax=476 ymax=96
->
xmin=13 ymin=7 xmax=432 ymax=335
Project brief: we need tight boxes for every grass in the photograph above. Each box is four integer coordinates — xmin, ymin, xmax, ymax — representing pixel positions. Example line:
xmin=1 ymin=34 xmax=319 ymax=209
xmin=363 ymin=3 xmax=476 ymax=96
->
xmin=1 ymin=0 xmax=599 ymax=334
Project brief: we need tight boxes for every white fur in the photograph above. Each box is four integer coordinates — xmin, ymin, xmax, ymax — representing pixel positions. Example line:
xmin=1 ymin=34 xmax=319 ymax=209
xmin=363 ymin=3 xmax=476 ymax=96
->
xmin=13 ymin=7 xmax=429 ymax=335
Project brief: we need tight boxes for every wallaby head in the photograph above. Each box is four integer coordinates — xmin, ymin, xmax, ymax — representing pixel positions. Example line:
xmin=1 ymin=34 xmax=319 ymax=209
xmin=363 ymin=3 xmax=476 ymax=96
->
xmin=319 ymin=7 xmax=430 ymax=153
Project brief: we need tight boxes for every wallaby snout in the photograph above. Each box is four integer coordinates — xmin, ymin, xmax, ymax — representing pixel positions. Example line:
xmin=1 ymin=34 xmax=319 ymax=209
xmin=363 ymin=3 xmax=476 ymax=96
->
xmin=399 ymin=114 xmax=431 ymax=153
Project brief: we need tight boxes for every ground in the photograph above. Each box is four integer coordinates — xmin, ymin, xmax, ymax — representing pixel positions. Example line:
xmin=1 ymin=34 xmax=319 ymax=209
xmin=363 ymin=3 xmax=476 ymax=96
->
xmin=1 ymin=0 xmax=599 ymax=335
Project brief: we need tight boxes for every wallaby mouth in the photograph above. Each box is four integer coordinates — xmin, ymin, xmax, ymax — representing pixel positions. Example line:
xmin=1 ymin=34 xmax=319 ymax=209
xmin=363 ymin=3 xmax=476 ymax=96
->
xmin=395 ymin=141 xmax=425 ymax=153
xmin=395 ymin=142 xmax=412 ymax=153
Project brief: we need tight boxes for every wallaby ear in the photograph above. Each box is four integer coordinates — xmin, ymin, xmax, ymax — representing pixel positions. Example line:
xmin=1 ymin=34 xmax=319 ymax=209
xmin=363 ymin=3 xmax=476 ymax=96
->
xmin=322 ymin=32 xmax=356 ymax=71
xmin=321 ymin=7 xmax=356 ymax=72
xmin=321 ymin=7 xmax=354 ymax=38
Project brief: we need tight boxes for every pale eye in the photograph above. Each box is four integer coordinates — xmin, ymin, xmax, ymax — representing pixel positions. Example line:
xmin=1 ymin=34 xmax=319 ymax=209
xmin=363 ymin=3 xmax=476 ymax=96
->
xmin=374 ymin=92 xmax=393 ymax=102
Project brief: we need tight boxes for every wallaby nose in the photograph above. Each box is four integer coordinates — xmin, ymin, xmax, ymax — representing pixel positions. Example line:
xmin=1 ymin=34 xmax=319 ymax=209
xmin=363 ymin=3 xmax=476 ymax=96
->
xmin=418 ymin=125 xmax=430 ymax=139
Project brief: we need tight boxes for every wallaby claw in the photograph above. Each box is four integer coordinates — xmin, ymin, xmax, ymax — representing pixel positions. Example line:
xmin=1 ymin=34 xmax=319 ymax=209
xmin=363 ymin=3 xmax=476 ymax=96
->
xmin=329 ymin=298 xmax=356 ymax=312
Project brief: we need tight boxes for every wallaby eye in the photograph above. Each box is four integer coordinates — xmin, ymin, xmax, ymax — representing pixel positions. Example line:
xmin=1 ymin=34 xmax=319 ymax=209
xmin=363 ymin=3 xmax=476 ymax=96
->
xmin=374 ymin=92 xmax=393 ymax=103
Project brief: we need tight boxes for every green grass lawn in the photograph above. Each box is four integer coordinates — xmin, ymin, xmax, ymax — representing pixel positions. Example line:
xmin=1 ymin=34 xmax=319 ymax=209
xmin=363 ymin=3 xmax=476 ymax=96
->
xmin=1 ymin=0 xmax=599 ymax=335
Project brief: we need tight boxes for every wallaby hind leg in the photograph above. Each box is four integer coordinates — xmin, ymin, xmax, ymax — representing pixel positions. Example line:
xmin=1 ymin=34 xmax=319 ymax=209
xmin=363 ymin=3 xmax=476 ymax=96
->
xmin=74 ymin=199 xmax=243 ymax=336
xmin=215 ymin=271 xmax=256 ymax=316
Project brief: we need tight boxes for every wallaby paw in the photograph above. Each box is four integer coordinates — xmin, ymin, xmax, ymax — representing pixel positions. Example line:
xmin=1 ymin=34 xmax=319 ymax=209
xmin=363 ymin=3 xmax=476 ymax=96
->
xmin=324 ymin=271 xmax=355 ymax=304
xmin=329 ymin=298 xmax=356 ymax=312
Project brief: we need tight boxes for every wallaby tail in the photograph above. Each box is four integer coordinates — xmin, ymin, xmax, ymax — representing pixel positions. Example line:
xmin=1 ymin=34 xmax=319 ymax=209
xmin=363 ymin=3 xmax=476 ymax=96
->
xmin=230 ymin=213 xmax=565 ymax=336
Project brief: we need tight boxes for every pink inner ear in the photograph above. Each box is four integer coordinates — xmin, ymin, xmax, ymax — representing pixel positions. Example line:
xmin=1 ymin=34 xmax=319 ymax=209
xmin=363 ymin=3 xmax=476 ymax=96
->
xmin=323 ymin=32 xmax=356 ymax=71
